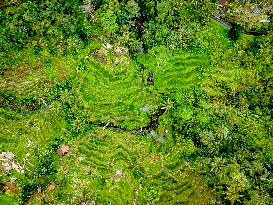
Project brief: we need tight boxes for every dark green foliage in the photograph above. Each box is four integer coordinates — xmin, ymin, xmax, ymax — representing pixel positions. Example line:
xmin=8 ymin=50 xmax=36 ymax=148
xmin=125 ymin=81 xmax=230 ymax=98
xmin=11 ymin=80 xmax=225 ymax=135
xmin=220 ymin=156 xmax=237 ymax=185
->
xmin=19 ymin=178 xmax=37 ymax=204
xmin=0 ymin=0 xmax=91 ymax=53
xmin=46 ymin=78 xmax=73 ymax=102
xmin=0 ymin=92 xmax=40 ymax=113
xmin=228 ymin=24 xmax=244 ymax=41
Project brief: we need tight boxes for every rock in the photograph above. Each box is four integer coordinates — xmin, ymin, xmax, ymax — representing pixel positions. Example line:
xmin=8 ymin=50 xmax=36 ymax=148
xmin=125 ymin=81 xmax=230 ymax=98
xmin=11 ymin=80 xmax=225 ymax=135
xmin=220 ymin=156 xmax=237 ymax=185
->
xmin=5 ymin=152 xmax=14 ymax=160
xmin=102 ymin=43 xmax=112 ymax=49
xmin=148 ymin=131 xmax=165 ymax=143
xmin=46 ymin=183 xmax=56 ymax=192
xmin=114 ymin=47 xmax=129 ymax=56
xmin=57 ymin=144 xmax=70 ymax=157
xmin=2 ymin=162 xmax=12 ymax=171
xmin=156 ymin=136 xmax=165 ymax=143
xmin=147 ymin=72 xmax=154 ymax=85
xmin=12 ymin=161 xmax=24 ymax=173
xmin=26 ymin=140 xmax=32 ymax=147
xmin=10 ymin=178 xmax=17 ymax=183
xmin=81 ymin=200 xmax=96 ymax=205
xmin=114 ymin=47 xmax=122 ymax=55
xmin=4 ymin=181 xmax=19 ymax=193
xmin=115 ymin=170 xmax=122 ymax=181
xmin=123 ymin=48 xmax=129 ymax=53
xmin=141 ymin=105 xmax=152 ymax=112
xmin=139 ymin=47 xmax=145 ymax=54
xmin=0 ymin=152 xmax=24 ymax=173
xmin=77 ymin=157 xmax=85 ymax=162
xmin=80 ymin=4 xmax=94 ymax=14
xmin=260 ymin=19 xmax=270 ymax=23
xmin=253 ymin=8 xmax=260 ymax=14
xmin=148 ymin=130 xmax=157 ymax=138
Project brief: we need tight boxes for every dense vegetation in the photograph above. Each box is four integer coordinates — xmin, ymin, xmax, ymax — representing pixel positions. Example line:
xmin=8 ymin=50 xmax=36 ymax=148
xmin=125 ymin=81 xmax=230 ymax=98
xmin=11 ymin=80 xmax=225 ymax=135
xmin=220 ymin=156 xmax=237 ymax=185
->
xmin=0 ymin=0 xmax=272 ymax=204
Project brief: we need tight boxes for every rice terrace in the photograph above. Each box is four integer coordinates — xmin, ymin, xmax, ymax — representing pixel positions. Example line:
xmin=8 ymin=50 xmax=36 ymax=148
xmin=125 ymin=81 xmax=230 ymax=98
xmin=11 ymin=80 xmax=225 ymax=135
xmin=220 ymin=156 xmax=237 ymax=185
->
xmin=0 ymin=0 xmax=272 ymax=204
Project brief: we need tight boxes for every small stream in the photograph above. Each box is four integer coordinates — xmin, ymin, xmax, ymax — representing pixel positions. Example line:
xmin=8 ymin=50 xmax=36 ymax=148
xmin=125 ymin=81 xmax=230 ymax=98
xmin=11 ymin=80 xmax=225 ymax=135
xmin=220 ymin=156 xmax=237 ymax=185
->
xmin=86 ymin=106 xmax=167 ymax=135
xmin=4 ymin=91 xmax=167 ymax=136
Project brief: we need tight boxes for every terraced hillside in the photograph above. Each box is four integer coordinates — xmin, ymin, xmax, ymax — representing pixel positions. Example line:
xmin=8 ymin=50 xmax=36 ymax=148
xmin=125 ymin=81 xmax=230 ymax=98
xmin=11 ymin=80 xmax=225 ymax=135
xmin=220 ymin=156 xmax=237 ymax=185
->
xmin=27 ymin=129 xmax=215 ymax=204
xmin=1 ymin=0 xmax=273 ymax=204
xmin=1 ymin=45 xmax=215 ymax=204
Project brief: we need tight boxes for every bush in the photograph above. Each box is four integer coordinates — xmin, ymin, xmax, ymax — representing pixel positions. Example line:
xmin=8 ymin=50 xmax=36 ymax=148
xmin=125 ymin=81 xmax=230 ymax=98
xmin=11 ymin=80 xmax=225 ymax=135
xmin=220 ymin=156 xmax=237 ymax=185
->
xmin=228 ymin=24 xmax=244 ymax=41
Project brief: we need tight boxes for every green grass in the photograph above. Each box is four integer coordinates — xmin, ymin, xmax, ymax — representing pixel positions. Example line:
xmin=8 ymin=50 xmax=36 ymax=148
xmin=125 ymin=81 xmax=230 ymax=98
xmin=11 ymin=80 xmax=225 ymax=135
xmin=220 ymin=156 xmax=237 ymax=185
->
xmin=2 ymin=16 xmax=272 ymax=204
xmin=0 ymin=194 xmax=18 ymax=205
xmin=26 ymin=129 xmax=215 ymax=204
xmin=0 ymin=41 xmax=216 ymax=204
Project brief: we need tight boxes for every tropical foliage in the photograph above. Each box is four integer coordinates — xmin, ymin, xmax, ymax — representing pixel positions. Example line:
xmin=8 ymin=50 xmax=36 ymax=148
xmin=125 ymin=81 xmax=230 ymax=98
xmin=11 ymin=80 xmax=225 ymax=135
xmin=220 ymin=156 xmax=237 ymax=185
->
xmin=0 ymin=0 xmax=272 ymax=204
